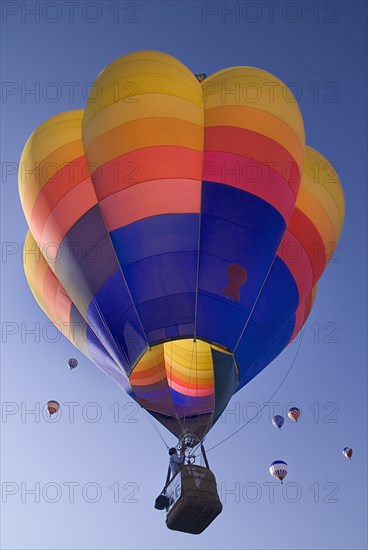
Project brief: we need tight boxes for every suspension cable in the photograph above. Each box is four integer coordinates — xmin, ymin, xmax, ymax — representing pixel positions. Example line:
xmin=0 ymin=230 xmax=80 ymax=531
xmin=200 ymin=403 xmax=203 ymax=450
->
xmin=142 ymin=408 xmax=169 ymax=449
xmin=195 ymin=336 xmax=303 ymax=455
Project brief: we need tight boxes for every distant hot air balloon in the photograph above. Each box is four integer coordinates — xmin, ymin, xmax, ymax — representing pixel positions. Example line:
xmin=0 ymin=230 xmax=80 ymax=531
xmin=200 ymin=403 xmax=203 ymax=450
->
xmin=269 ymin=460 xmax=288 ymax=484
xmin=67 ymin=358 xmax=78 ymax=370
xmin=272 ymin=415 xmax=284 ymax=430
xmin=342 ymin=447 xmax=353 ymax=460
xmin=288 ymin=407 xmax=301 ymax=422
xmin=46 ymin=400 xmax=60 ymax=416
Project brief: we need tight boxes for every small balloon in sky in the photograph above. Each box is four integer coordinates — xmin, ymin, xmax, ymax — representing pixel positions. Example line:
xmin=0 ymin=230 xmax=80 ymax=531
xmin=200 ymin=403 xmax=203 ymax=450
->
xmin=342 ymin=447 xmax=353 ymax=460
xmin=46 ymin=400 xmax=60 ymax=416
xmin=195 ymin=73 xmax=207 ymax=82
xmin=269 ymin=460 xmax=288 ymax=484
xmin=272 ymin=415 xmax=284 ymax=430
xmin=67 ymin=357 xmax=78 ymax=370
xmin=287 ymin=407 xmax=301 ymax=422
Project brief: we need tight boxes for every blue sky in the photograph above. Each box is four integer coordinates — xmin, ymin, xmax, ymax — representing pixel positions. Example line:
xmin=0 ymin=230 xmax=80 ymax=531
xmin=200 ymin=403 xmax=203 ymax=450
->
xmin=1 ymin=1 xmax=367 ymax=549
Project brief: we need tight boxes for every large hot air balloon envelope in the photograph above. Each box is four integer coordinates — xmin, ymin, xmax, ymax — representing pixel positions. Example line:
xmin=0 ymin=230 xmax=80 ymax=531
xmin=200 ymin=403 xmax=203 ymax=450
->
xmin=19 ymin=51 xmax=344 ymax=442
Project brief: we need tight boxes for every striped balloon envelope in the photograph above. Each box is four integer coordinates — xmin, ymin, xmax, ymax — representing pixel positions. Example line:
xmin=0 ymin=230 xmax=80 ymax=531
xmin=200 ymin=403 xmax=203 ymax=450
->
xmin=288 ymin=407 xmax=301 ymax=422
xmin=67 ymin=358 xmax=78 ymax=370
xmin=19 ymin=51 xmax=344 ymax=441
xmin=269 ymin=460 xmax=288 ymax=483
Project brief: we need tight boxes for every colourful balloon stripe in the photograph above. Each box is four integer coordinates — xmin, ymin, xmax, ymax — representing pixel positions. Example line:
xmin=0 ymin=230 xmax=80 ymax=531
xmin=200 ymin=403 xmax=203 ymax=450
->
xmin=29 ymin=157 xmax=92 ymax=239
xmin=203 ymin=151 xmax=296 ymax=221
xmin=20 ymin=112 xmax=148 ymax=373
xmin=89 ymin=147 xmax=203 ymax=201
xmin=278 ymin=230 xmax=314 ymax=302
xmin=82 ymin=51 xmax=203 ymax=130
xmin=195 ymin=65 xmax=304 ymax=367
xmin=204 ymin=126 xmax=301 ymax=196
xmin=234 ymin=146 xmax=342 ymax=388
xmin=85 ymin=117 xmax=203 ymax=169
xmin=290 ymin=285 xmax=318 ymax=342
xmin=129 ymin=340 xmax=237 ymax=438
xmin=287 ymin=208 xmax=327 ymax=285
xmin=23 ymin=233 xmax=133 ymax=395
xmin=20 ymin=112 xmax=85 ymax=214
xmin=205 ymin=105 xmax=304 ymax=170
xmin=83 ymin=94 xmax=203 ymax=150
xmin=81 ymin=54 xmax=205 ymax=353
xmin=202 ymin=67 xmax=305 ymax=147
xmin=100 ymin=179 xmax=201 ymax=232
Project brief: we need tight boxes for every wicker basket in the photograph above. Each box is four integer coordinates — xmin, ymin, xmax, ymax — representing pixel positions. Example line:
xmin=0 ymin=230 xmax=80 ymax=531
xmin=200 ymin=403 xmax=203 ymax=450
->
xmin=165 ymin=464 xmax=223 ymax=534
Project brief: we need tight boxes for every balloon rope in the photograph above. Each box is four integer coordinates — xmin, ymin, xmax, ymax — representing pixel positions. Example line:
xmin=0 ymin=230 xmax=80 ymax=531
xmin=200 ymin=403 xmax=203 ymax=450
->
xmin=232 ymin=252 xmax=280 ymax=355
xmin=93 ymin=297 xmax=130 ymax=367
xmin=100 ymin=227 xmax=151 ymax=349
xmin=229 ymin=272 xmax=308 ymax=401
xmin=142 ymin=408 xmax=169 ymax=449
xmin=193 ymin=180 xmax=203 ymax=342
xmin=198 ymin=336 xmax=302 ymax=454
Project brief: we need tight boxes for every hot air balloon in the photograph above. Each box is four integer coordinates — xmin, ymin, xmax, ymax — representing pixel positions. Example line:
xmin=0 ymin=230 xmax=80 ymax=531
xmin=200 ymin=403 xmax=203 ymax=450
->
xmin=46 ymin=400 xmax=60 ymax=416
xmin=288 ymin=407 xmax=301 ymax=422
xmin=67 ymin=358 xmax=78 ymax=370
xmin=269 ymin=460 xmax=288 ymax=484
xmin=342 ymin=447 xmax=353 ymax=460
xmin=272 ymin=415 xmax=284 ymax=430
xmin=19 ymin=51 xmax=344 ymax=533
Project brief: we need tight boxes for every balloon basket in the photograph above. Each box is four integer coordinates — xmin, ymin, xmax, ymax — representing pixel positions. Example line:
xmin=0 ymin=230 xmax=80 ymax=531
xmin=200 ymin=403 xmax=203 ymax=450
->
xmin=165 ymin=465 xmax=222 ymax=534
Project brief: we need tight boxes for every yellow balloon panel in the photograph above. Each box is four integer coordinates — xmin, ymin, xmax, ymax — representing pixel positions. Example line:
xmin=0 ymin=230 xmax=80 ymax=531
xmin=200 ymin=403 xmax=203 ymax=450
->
xmin=83 ymin=51 xmax=203 ymax=129
xmin=203 ymin=66 xmax=305 ymax=146
xmin=303 ymin=147 xmax=345 ymax=224
xmin=299 ymin=146 xmax=345 ymax=244
xmin=19 ymin=111 xmax=85 ymax=215
xmin=83 ymin=94 xmax=203 ymax=150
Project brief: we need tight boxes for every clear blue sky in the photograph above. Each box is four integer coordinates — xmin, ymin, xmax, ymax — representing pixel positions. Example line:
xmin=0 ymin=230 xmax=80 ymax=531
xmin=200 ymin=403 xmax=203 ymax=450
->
xmin=1 ymin=1 xmax=367 ymax=549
